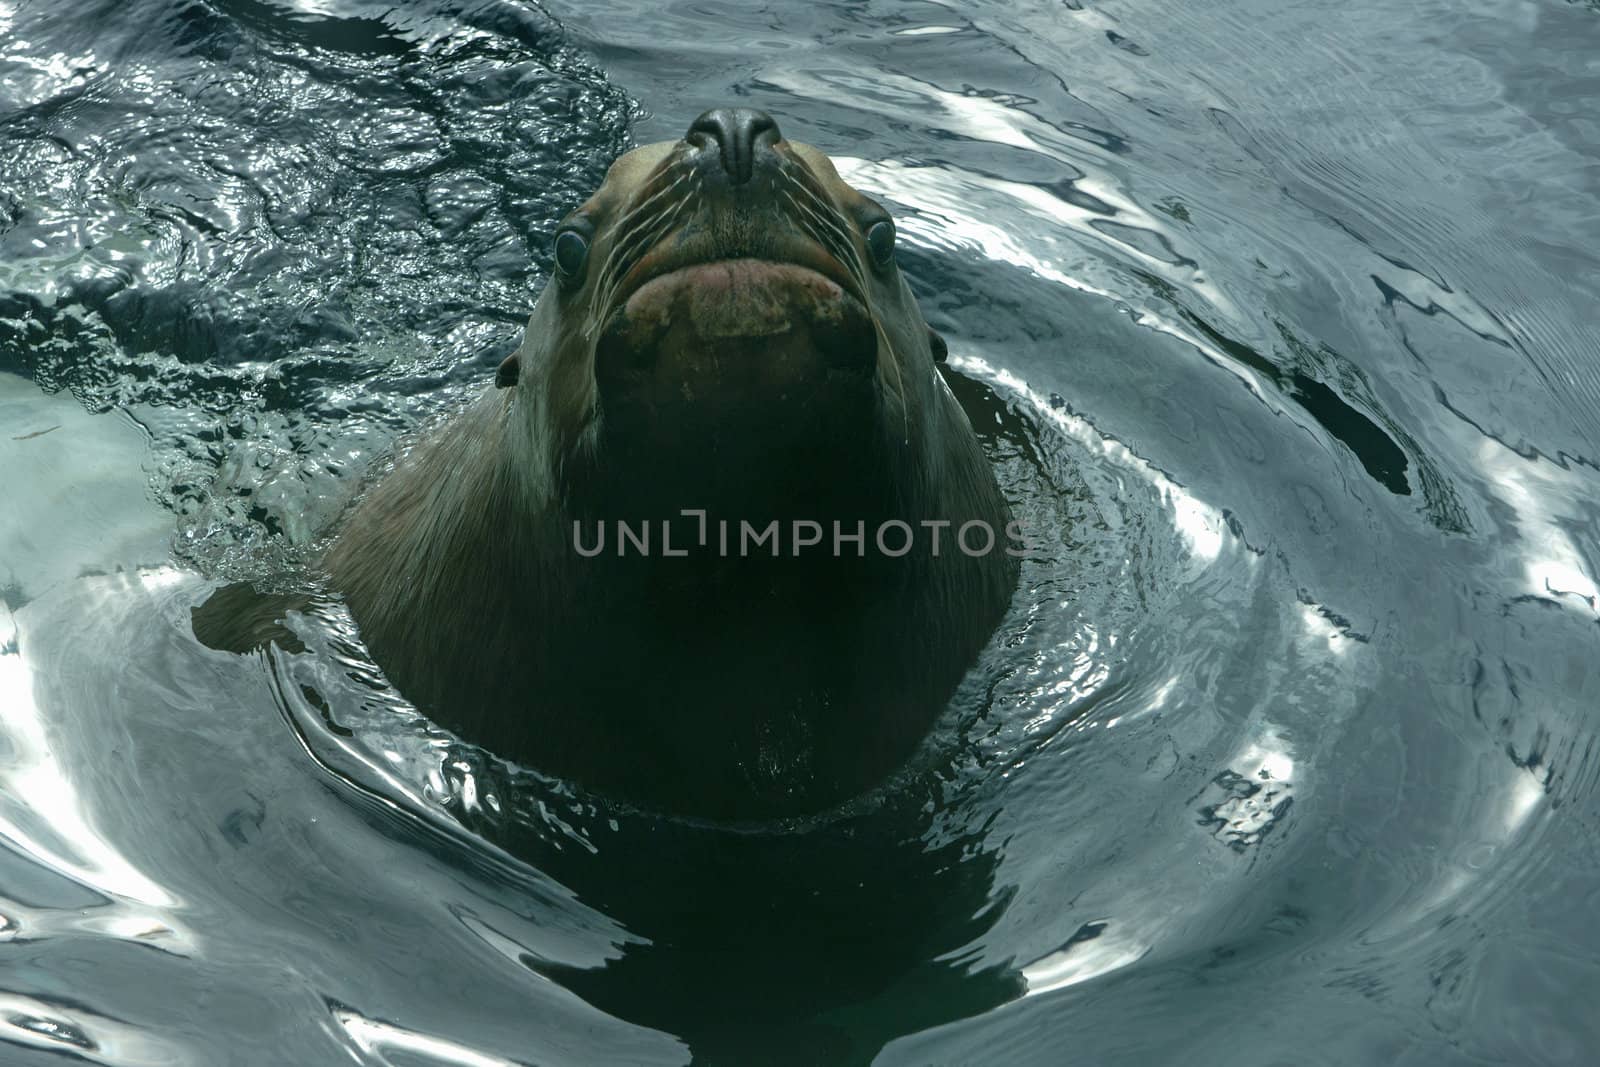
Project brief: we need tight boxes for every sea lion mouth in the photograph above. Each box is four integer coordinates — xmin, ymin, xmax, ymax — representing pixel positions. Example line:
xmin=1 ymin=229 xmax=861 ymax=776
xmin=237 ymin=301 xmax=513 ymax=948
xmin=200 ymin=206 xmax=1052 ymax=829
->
xmin=608 ymin=235 xmax=865 ymax=318
xmin=595 ymin=252 xmax=877 ymax=383
xmin=614 ymin=256 xmax=870 ymax=341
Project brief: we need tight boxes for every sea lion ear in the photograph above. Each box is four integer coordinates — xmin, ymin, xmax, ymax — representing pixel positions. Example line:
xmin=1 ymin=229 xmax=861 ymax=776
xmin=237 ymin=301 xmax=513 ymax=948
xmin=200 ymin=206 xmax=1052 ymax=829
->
xmin=927 ymin=326 xmax=948 ymax=363
xmin=495 ymin=352 xmax=520 ymax=388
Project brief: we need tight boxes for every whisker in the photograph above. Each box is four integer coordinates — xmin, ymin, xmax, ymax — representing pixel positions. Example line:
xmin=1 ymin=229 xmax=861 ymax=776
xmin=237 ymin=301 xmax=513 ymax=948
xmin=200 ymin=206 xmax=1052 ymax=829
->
xmin=779 ymin=172 xmax=854 ymax=249
xmin=594 ymin=168 xmax=694 ymax=292
xmin=612 ymin=164 xmax=692 ymax=237
xmin=778 ymin=175 xmax=868 ymax=282
xmin=779 ymin=175 xmax=911 ymax=444
xmin=876 ymin=319 xmax=911 ymax=445
xmin=585 ymin=177 xmax=699 ymax=338
xmin=608 ymin=171 xmax=697 ymax=274
xmin=584 ymin=171 xmax=699 ymax=334
xmin=781 ymin=188 xmax=867 ymax=295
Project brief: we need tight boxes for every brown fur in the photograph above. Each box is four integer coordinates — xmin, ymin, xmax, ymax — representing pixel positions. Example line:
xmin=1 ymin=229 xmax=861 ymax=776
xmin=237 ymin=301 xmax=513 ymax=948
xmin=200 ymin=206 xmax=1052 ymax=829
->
xmin=318 ymin=125 xmax=1018 ymax=817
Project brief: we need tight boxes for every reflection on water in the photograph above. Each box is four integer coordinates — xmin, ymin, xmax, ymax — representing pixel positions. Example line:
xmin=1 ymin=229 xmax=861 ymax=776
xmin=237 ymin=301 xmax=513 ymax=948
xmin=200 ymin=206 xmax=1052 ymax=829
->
xmin=0 ymin=599 xmax=183 ymax=913
xmin=4 ymin=0 xmax=1600 ymax=1063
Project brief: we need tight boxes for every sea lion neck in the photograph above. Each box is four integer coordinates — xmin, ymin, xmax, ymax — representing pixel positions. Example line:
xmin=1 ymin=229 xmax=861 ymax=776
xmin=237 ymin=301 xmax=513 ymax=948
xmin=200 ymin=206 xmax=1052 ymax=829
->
xmin=565 ymin=393 xmax=899 ymax=532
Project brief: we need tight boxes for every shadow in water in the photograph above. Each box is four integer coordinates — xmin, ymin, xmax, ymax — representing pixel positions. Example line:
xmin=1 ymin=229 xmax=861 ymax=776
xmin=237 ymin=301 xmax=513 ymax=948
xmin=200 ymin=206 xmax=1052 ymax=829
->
xmin=500 ymin=801 xmax=1019 ymax=1066
xmin=195 ymin=364 xmax=1037 ymax=1064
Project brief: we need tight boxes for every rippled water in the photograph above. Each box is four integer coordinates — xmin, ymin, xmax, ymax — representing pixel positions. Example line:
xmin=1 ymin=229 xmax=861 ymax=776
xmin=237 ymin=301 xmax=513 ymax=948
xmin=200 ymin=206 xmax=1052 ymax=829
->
xmin=4 ymin=0 xmax=1600 ymax=1063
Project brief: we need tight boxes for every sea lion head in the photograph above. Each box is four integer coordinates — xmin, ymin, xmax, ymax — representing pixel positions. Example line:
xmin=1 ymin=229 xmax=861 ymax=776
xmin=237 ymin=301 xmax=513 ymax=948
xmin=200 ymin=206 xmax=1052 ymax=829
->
xmin=502 ymin=108 xmax=952 ymax=519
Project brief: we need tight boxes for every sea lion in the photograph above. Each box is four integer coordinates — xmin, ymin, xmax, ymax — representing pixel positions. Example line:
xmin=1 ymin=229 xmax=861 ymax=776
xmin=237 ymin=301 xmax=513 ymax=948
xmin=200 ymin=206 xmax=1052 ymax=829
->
xmin=254 ymin=109 xmax=1017 ymax=817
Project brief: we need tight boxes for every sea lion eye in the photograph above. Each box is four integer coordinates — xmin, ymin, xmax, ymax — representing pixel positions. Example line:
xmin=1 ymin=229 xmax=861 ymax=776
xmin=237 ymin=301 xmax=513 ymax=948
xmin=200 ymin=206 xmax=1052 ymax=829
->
xmin=554 ymin=228 xmax=589 ymax=283
xmin=865 ymin=219 xmax=896 ymax=270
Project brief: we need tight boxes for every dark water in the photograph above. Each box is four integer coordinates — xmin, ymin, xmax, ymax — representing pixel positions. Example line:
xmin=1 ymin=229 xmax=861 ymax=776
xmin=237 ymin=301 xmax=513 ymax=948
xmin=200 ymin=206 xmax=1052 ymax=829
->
xmin=4 ymin=0 xmax=1600 ymax=1063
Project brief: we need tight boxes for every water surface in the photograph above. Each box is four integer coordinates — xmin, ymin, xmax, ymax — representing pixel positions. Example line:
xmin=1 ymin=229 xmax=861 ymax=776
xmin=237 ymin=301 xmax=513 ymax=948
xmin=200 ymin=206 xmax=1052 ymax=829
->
xmin=3 ymin=0 xmax=1599 ymax=1063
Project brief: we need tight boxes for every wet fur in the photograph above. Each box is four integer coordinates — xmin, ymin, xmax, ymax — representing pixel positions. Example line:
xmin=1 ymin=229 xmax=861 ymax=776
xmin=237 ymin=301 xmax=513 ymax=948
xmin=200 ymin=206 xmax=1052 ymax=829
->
xmin=303 ymin=134 xmax=1016 ymax=816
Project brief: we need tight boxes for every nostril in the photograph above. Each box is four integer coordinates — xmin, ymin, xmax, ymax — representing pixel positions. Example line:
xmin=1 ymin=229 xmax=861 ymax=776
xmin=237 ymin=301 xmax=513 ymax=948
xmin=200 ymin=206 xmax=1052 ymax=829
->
xmin=685 ymin=108 xmax=783 ymax=185
xmin=746 ymin=112 xmax=778 ymax=144
xmin=687 ymin=112 xmax=727 ymax=146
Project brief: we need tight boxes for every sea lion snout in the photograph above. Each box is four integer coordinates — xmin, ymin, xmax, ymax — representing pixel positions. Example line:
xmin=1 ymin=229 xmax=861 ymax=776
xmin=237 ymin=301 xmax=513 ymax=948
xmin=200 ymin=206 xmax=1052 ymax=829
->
xmin=584 ymin=121 xmax=884 ymax=434
xmin=685 ymin=107 xmax=782 ymax=186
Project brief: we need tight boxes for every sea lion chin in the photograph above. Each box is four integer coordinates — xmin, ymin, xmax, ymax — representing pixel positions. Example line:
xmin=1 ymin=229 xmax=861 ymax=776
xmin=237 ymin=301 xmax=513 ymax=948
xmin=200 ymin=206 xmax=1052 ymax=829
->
xmin=295 ymin=107 xmax=1022 ymax=818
